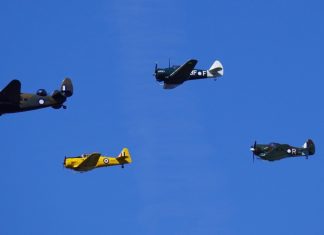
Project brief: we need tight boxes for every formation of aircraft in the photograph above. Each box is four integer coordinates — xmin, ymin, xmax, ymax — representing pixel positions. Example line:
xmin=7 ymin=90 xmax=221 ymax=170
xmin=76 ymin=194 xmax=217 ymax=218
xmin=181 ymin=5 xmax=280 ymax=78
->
xmin=250 ymin=139 xmax=315 ymax=161
xmin=0 ymin=78 xmax=73 ymax=115
xmin=63 ymin=148 xmax=132 ymax=172
xmin=3 ymin=57 xmax=318 ymax=171
xmin=153 ymin=59 xmax=224 ymax=89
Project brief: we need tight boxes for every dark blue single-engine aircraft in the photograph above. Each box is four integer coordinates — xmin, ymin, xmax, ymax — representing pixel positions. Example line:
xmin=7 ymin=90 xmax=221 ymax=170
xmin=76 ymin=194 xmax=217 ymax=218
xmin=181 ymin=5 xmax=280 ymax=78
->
xmin=153 ymin=59 xmax=224 ymax=89
xmin=250 ymin=139 xmax=315 ymax=162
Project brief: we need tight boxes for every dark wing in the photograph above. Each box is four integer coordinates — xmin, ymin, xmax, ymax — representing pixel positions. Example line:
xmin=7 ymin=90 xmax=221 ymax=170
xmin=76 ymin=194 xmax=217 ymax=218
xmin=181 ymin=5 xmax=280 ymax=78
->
xmin=167 ymin=59 xmax=198 ymax=84
xmin=0 ymin=80 xmax=21 ymax=103
xmin=266 ymin=144 xmax=290 ymax=160
xmin=77 ymin=153 xmax=101 ymax=170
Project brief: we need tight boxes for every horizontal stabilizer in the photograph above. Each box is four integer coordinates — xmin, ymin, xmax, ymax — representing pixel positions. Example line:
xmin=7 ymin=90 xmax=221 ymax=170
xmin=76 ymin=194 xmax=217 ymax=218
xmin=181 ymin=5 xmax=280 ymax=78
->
xmin=117 ymin=148 xmax=132 ymax=163
xmin=207 ymin=60 xmax=224 ymax=77
xmin=303 ymin=139 xmax=315 ymax=155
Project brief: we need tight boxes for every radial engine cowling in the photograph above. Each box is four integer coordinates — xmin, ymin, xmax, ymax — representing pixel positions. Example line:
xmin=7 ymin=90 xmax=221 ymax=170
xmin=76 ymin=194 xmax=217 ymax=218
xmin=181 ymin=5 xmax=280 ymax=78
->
xmin=36 ymin=89 xmax=48 ymax=96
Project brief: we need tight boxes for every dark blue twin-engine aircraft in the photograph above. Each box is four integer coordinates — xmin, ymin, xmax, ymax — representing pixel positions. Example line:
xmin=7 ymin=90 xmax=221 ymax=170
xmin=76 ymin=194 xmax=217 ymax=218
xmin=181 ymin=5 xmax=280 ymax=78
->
xmin=0 ymin=78 xmax=73 ymax=115
xmin=153 ymin=59 xmax=224 ymax=89
xmin=250 ymin=139 xmax=315 ymax=162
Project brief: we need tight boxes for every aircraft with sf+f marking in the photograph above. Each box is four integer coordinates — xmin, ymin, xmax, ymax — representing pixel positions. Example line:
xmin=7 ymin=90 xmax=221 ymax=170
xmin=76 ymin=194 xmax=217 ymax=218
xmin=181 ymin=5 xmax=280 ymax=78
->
xmin=64 ymin=148 xmax=132 ymax=172
xmin=153 ymin=59 xmax=224 ymax=89
xmin=0 ymin=78 xmax=73 ymax=115
xmin=250 ymin=139 xmax=315 ymax=162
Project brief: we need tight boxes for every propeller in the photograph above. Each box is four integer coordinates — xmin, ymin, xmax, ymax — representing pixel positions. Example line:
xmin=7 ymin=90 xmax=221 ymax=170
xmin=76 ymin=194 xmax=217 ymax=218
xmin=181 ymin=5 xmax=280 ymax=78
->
xmin=63 ymin=156 xmax=66 ymax=168
xmin=153 ymin=63 xmax=158 ymax=77
xmin=250 ymin=141 xmax=257 ymax=163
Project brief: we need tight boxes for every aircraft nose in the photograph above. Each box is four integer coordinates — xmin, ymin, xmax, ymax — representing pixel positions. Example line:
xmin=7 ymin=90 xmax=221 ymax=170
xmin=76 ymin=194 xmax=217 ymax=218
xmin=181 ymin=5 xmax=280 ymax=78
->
xmin=250 ymin=147 xmax=261 ymax=155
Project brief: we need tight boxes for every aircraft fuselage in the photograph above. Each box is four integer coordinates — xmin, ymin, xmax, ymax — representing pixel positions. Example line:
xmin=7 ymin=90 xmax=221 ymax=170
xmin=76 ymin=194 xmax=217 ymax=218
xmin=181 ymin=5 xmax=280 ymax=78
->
xmin=156 ymin=66 xmax=209 ymax=82
xmin=0 ymin=93 xmax=66 ymax=115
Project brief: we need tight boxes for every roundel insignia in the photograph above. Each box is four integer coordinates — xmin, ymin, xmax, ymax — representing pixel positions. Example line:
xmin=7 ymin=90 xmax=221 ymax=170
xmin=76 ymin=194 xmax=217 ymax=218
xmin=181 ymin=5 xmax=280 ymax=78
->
xmin=103 ymin=158 xmax=109 ymax=164
xmin=287 ymin=149 xmax=292 ymax=154
xmin=39 ymin=99 xmax=45 ymax=105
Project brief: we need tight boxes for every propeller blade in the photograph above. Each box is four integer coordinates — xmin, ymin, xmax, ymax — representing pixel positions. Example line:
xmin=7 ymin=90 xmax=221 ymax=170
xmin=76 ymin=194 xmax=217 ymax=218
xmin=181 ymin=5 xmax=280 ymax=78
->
xmin=63 ymin=156 xmax=66 ymax=168
xmin=252 ymin=141 xmax=256 ymax=163
xmin=153 ymin=63 xmax=158 ymax=77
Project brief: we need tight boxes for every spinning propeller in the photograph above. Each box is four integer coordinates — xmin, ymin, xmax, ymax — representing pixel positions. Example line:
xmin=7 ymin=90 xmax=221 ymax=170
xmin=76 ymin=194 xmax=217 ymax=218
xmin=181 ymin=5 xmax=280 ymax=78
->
xmin=153 ymin=63 xmax=158 ymax=77
xmin=250 ymin=141 xmax=257 ymax=162
xmin=63 ymin=156 xmax=66 ymax=168
xmin=153 ymin=63 xmax=163 ymax=85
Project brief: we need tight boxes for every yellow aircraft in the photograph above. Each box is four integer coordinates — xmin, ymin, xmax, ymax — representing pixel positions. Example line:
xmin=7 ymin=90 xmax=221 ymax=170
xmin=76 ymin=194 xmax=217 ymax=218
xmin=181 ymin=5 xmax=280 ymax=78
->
xmin=63 ymin=148 xmax=132 ymax=172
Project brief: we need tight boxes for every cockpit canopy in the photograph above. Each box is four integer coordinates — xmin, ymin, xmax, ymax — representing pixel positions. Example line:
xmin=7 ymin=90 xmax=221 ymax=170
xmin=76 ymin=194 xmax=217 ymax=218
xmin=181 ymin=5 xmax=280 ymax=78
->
xmin=269 ymin=143 xmax=280 ymax=147
xmin=36 ymin=89 xmax=48 ymax=96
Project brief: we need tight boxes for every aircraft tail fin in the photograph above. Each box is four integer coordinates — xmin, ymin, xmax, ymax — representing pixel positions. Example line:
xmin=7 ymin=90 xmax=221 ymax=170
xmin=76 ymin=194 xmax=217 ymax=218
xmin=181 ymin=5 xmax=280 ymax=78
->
xmin=207 ymin=60 xmax=224 ymax=78
xmin=51 ymin=78 xmax=73 ymax=108
xmin=61 ymin=78 xmax=73 ymax=97
xmin=117 ymin=148 xmax=132 ymax=164
xmin=303 ymin=139 xmax=315 ymax=155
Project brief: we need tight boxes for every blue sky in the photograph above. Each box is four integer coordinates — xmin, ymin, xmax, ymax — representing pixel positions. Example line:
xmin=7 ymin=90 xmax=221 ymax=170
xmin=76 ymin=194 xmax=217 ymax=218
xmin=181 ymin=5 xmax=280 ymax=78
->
xmin=0 ymin=0 xmax=324 ymax=234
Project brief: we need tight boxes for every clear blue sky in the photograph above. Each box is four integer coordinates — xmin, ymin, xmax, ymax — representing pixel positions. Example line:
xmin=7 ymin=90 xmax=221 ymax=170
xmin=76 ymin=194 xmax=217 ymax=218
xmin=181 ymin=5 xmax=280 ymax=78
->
xmin=0 ymin=0 xmax=324 ymax=234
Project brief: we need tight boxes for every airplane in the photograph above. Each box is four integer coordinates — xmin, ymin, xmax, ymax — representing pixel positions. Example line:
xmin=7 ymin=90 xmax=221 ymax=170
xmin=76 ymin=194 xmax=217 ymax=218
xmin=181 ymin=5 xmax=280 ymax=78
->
xmin=0 ymin=78 xmax=73 ymax=115
xmin=153 ymin=59 xmax=224 ymax=89
xmin=63 ymin=148 xmax=132 ymax=172
xmin=250 ymin=139 xmax=315 ymax=162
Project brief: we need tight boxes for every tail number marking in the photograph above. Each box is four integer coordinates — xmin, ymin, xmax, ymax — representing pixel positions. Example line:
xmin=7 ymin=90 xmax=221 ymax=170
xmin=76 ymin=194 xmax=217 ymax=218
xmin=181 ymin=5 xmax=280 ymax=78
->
xmin=287 ymin=148 xmax=297 ymax=155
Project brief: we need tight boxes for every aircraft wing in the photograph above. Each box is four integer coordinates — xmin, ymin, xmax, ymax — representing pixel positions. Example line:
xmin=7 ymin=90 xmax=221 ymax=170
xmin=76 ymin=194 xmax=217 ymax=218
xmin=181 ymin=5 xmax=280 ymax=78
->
xmin=0 ymin=80 xmax=21 ymax=103
xmin=168 ymin=59 xmax=198 ymax=84
xmin=77 ymin=153 xmax=101 ymax=170
xmin=163 ymin=83 xmax=181 ymax=89
xmin=265 ymin=145 xmax=290 ymax=160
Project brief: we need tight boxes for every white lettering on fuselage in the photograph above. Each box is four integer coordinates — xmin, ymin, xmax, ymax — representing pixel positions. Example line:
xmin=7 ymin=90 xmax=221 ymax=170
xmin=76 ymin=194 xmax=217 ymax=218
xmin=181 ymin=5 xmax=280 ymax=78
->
xmin=190 ymin=70 xmax=197 ymax=76
xmin=287 ymin=148 xmax=297 ymax=155
xmin=190 ymin=70 xmax=207 ymax=76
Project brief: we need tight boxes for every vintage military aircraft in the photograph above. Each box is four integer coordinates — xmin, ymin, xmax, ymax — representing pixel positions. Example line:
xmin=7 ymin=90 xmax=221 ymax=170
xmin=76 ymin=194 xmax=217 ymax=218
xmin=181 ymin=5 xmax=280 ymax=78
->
xmin=153 ymin=59 xmax=224 ymax=89
xmin=64 ymin=148 xmax=132 ymax=172
xmin=250 ymin=139 xmax=315 ymax=162
xmin=0 ymin=78 xmax=73 ymax=115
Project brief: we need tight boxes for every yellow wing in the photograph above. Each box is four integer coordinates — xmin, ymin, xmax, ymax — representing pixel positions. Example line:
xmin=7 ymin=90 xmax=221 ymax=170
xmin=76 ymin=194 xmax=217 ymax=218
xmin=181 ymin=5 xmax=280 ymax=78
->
xmin=77 ymin=153 xmax=101 ymax=170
